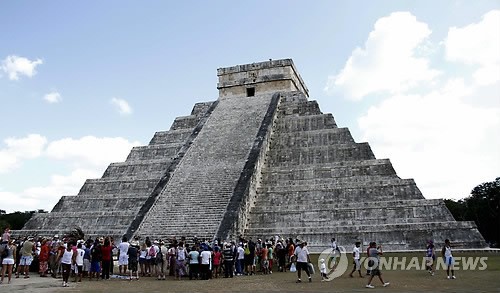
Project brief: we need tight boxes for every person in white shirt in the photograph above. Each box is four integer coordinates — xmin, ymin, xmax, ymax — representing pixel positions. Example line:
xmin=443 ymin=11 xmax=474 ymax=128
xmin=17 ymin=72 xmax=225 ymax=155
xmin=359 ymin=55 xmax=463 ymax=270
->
xmin=319 ymin=258 xmax=327 ymax=281
xmin=74 ymin=243 xmax=85 ymax=282
xmin=349 ymin=241 xmax=363 ymax=278
xmin=200 ymin=248 xmax=212 ymax=280
xmin=118 ymin=236 xmax=130 ymax=275
xmin=294 ymin=241 xmax=312 ymax=283
xmin=442 ymin=239 xmax=456 ymax=279
xmin=59 ymin=242 xmax=75 ymax=287
xmin=236 ymin=244 xmax=245 ymax=275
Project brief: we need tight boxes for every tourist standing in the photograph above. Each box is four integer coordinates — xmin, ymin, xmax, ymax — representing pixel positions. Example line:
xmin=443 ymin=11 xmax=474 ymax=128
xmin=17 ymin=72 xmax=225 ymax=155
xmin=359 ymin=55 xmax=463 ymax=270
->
xmin=74 ymin=243 xmax=85 ymax=282
xmin=425 ymin=240 xmax=436 ymax=276
xmin=89 ymin=239 xmax=102 ymax=281
xmin=276 ymin=240 xmax=286 ymax=272
xmin=349 ymin=241 xmax=363 ymax=278
xmin=0 ymin=239 xmax=16 ymax=284
xmin=118 ymin=236 xmax=130 ymax=275
xmin=365 ymin=242 xmax=390 ymax=288
xmin=139 ymin=243 xmax=147 ymax=277
xmin=213 ymin=246 xmax=222 ymax=278
xmin=157 ymin=241 xmax=167 ymax=280
xmin=222 ymin=243 xmax=235 ymax=278
xmin=16 ymin=236 xmax=35 ymax=279
xmin=176 ymin=242 xmax=187 ymax=280
xmin=267 ymin=243 xmax=274 ymax=274
xmin=59 ymin=241 xmax=74 ymax=287
xmin=49 ymin=235 xmax=61 ymax=278
xmin=188 ymin=245 xmax=200 ymax=280
xmin=101 ymin=238 xmax=113 ymax=280
xmin=236 ymin=243 xmax=245 ymax=275
xmin=200 ymin=247 xmax=212 ymax=280
xmin=128 ymin=241 xmax=139 ymax=281
xmin=38 ymin=238 xmax=50 ymax=277
xmin=82 ymin=241 xmax=91 ymax=278
xmin=167 ymin=243 xmax=176 ymax=276
xmin=294 ymin=241 xmax=312 ymax=283
xmin=442 ymin=239 xmax=456 ymax=279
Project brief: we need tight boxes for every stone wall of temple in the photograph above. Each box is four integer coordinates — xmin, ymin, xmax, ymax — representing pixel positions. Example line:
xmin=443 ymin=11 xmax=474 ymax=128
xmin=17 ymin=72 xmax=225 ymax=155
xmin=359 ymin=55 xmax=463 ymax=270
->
xmin=19 ymin=102 xmax=215 ymax=240
xmin=243 ymin=91 xmax=487 ymax=251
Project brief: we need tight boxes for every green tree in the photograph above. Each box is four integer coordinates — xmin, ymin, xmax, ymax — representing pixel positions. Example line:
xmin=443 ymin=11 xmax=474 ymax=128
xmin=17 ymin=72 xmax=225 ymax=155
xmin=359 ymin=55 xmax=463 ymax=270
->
xmin=467 ymin=177 xmax=500 ymax=247
xmin=0 ymin=210 xmax=47 ymax=231
xmin=445 ymin=177 xmax=500 ymax=247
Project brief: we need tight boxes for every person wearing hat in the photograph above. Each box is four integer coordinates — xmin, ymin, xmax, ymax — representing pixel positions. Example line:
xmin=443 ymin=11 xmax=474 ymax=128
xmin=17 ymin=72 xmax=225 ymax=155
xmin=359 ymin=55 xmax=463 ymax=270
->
xmin=15 ymin=236 xmax=35 ymax=279
xmin=49 ymin=235 xmax=61 ymax=278
xmin=293 ymin=241 xmax=312 ymax=283
xmin=127 ymin=241 xmax=140 ymax=281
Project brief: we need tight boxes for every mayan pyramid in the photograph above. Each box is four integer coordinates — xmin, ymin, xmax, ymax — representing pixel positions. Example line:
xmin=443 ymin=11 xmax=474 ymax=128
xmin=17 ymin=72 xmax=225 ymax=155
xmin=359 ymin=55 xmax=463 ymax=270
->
xmin=20 ymin=59 xmax=486 ymax=251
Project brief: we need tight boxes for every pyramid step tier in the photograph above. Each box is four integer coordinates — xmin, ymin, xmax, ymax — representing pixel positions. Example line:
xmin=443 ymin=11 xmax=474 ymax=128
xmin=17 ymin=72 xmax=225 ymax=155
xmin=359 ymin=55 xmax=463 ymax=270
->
xmin=245 ymin=221 xmax=486 ymax=252
xmin=149 ymin=129 xmax=193 ymax=145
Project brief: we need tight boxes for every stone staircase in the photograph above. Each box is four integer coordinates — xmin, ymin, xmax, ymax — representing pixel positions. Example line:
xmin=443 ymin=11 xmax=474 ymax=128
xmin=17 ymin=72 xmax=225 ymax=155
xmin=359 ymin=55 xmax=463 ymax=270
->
xmin=244 ymin=92 xmax=487 ymax=251
xmin=19 ymin=102 xmax=216 ymax=240
xmin=134 ymin=94 xmax=276 ymax=241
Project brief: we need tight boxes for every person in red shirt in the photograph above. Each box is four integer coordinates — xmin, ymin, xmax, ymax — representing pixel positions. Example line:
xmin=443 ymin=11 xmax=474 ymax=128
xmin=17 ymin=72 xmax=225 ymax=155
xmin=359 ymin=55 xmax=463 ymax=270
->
xmin=100 ymin=238 xmax=113 ymax=280
xmin=38 ymin=239 xmax=50 ymax=277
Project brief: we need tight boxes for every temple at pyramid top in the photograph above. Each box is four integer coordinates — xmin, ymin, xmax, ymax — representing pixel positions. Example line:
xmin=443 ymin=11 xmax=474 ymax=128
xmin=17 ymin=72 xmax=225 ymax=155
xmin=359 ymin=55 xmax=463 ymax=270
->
xmin=217 ymin=59 xmax=309 ymax=98
xmin=19 ymin=58 xmax=487 ymax=251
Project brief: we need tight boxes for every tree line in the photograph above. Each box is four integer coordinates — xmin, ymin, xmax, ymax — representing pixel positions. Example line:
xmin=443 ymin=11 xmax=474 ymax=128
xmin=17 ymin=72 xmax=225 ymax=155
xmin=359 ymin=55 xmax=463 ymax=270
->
xmin=444 ymin=177 xmax=499 ymax=248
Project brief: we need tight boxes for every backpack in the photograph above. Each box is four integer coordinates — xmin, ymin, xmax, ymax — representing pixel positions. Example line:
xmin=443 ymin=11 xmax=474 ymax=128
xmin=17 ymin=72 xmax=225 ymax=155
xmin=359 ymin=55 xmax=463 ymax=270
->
xmin=1 ymin=246 xmax=9 ymax=258
xmin=156 ymin=248 xmax=163 ymax=263
xmin=148 ymin=246 xmax=157 ymax=258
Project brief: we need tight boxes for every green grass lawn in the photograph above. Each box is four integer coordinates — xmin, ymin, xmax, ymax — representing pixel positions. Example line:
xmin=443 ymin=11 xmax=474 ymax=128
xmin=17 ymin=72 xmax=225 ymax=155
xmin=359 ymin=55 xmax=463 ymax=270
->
xmin=23 ymin=252 xmax=500 ymax=293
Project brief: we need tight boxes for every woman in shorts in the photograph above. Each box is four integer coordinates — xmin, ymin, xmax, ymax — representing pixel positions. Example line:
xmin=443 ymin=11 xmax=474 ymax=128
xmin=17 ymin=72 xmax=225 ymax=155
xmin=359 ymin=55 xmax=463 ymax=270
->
xmin=0 ymin=239 xmax=16 ymax=284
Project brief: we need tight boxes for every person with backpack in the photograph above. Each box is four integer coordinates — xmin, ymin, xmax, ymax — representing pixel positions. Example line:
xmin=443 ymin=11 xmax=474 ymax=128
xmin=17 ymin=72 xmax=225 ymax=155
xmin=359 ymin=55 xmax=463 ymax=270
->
xmin=148 ymin=240 xmax=160 ymax=279
xmin=156 ymin=241 xmax=167 ymax=280
xmin=0 ymin=239 xmax=16 ymax=284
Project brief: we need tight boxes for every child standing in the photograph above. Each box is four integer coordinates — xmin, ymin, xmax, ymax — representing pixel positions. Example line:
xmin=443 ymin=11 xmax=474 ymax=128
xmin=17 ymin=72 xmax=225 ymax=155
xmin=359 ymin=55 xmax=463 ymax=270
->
xmin=319 ymin=258 xmax=327 ymax=281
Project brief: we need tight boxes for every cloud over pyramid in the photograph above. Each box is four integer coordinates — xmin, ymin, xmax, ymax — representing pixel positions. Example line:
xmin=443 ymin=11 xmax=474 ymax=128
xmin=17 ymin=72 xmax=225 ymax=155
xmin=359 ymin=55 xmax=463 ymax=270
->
xmin=20 ymin=59 xmax=486 ymax=251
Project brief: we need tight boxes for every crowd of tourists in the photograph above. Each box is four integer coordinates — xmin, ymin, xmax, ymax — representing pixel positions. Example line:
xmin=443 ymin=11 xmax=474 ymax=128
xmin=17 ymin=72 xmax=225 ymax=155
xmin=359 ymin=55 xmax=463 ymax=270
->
xmin=0 ymin=227 xmax=457 ymax=289
xmin=0 ymin=227 xmax=307 ymax=286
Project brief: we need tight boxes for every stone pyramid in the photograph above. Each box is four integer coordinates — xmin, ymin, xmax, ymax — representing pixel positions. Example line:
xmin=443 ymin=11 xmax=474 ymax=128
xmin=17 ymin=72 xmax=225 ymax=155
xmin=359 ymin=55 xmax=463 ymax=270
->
xmin=21 ymin=59 xmax=486 ymax=251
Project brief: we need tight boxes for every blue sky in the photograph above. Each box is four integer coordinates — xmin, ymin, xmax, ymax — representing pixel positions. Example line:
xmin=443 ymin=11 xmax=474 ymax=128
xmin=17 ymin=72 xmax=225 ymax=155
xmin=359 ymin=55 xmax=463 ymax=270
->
xmin=1 ymin=0 xmax=499 ymax=213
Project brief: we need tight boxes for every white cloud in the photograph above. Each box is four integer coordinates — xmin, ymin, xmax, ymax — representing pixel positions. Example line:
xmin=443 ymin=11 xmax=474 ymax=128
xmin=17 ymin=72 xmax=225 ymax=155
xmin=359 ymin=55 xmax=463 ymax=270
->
xmin=358 ymin=80 xmax=500 ymax=198
xmin=110 ymin=97 xmax=133 ymax=115
xmin=43 ymin=91 xmax=62 ymax=103
xmin=345 ymin=10 xmax=500 ymax=199
xmin=445 ymin=10 xmax=500 ymax=85
xmin=1 ymin=135 xmax=142 ymax=212
xmin=1 ymin=55 xmax=43 ymax=80
xmin=0 ymin=134 xmax=47 ymax=173
xmin=1 ymin=168 xmax=102 ymax=213
xmin=325 ymin=12 xmax=441 ymax=100
xmin=46 ymin=136 xmax=141 ymax=167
